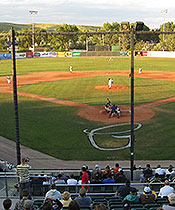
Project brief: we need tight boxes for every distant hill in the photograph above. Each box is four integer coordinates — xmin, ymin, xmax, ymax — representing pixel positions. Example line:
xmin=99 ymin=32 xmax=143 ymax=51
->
xmin=0 ymin=22 xmax=101 ymax=32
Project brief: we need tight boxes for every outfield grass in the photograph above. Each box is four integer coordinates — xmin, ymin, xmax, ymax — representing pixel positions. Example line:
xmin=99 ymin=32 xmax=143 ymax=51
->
xmin=1 ymin=56 xmax=175 ymax=160
xmin=1 ymin=56 xmax=175 ymax=76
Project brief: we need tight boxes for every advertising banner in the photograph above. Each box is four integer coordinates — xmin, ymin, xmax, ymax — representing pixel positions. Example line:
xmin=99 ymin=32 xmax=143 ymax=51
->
xmin=0 ymin=53 xmax=11 ymax=60
xmin=120 ymin=51 xmax=129 ymax=56
xmin=65 ymin=52 xmax=72 ymax=57
xmin=147 ymin=51 xmax=175 ymax=57
xmin=26 ymin=52 xmax=33 ymax=58
xmin=48 ymin=52 xmax=57 ymax=57
xmin=142 ymin=51 xmax=148 ymax=56
xmin=57 ymin=52 xmax=65 ymax=57
xmin=33 ymin=52 xmax=41 ymax=58
xmin=15 ymin=53 xmax=26 ymax=59
xmin=72 ymin=52 xmax=81 ymax=57
xmin=40 ymin=52 xmax=50 ymax=58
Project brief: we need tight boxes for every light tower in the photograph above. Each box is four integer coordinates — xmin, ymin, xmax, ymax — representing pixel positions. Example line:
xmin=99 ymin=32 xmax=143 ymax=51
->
xmin=29 ymin=10 xmax=38 ymax=52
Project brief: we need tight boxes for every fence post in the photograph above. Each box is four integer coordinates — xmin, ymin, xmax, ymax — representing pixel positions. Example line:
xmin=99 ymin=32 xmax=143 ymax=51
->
xmin=130 ymin=25 xmax=135 ymax=181
xmin=11 ymin=27 xmax=21 ymax=165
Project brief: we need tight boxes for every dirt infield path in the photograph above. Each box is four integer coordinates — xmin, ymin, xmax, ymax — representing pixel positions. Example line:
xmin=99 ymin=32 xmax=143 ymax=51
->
xmin=1 ymin=70 xmax=175 ymax=168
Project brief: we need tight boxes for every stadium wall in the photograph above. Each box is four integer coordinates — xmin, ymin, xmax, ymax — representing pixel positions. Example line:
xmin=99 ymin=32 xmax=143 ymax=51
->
xmin=1 ymin=51 xmax=175 ymax=60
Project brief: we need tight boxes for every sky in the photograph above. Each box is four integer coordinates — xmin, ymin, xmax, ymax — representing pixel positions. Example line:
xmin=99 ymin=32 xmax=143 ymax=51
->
xmin=0 ymin=0 xmax=175 ymax=29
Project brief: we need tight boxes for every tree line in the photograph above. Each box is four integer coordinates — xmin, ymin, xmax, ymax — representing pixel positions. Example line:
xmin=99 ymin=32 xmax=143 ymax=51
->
xmin=0 ymin=21 xmax=175 ymax=52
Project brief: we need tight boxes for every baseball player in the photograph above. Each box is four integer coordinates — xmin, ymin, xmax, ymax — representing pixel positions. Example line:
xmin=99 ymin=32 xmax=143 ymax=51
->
xmin=108 ymin=78 xmax=113 ymax=89
xmin=105 ymin=102 xmax=111 ymax=113
xmin=109 ymin=57 xmax=113 ymax=61
xmin=7 ymin=76 xmax=11 ymax=84
xmin=116 ymin=107 xmax=121 ymax=118
xmin=139 ymin=68 xmax=142 ymax=74
xmin=108 ymin=104 xmax=117 ymax=118
xmin=70 ymin=65 xmax=73 ymax=73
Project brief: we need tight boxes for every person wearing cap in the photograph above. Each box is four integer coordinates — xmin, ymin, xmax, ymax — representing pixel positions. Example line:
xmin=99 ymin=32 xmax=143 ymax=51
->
xmin=162 ymin=193 xmax=175 ymax=210
xmin=123 ymin=188 xmax=139 ymax=203
xmin=140 ymin=186 xmax=157 ymax=204
xmin=115 ymin=169 xmax=127 ymax=183
xmin=75 ymin=188 xmax=92 ymax=207
xmin=159 ymin=180 xmax=174 ymax=198
xmin=92 ymin=164 xmax=102 ymax=180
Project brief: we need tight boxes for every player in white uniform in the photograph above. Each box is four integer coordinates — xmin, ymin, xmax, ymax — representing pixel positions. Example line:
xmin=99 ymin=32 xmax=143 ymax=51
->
xmin=7 ymin=76 xmax=11 ymax=84
xmin=70 ymin=65 xmax=73 ymax=73
xmin=109 ymin=57 xmax=113 ymax=61
xmin=139 ymin=68 xmax=142 ymax=74
xmin=108 ymin=78 xmax=113 ymax=89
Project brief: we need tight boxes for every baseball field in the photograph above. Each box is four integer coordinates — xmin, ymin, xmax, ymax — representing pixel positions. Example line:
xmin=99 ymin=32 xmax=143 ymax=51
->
xmin=0 ymin=56 xmax=175 ymax=161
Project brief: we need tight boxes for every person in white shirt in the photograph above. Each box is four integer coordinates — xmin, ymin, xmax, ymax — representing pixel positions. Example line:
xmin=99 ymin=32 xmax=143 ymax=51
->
xmin=155 ymin=164 xmax=166 ymax=178
xmin=67 ymin=174 xmax=78 ymax=185
xmin=159 ymin=180 xmax=174 ymax=198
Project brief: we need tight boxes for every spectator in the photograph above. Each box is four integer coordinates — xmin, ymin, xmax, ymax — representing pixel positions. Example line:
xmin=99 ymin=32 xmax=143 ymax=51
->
xmin=149 ymin=173 xmax=162 ymax=183
xmin=81 ymin=166 xmax=89 ymax=191
xmin=67 ymin=174 xmax=78 ymax=185
xmin=91 ymin=173 xmax=103 ymax=184
xmin=68 ymin=200 xmax=81 ymax=210
xmin=115 ymin=180 xmax=133 ymax=199
xmin=115 ymin=169 xmax=127 ymax=183
xmin=102 ymin=165 xmax=112 ymax=180
xmin=94 ymin=203 xmax=107 ymax=210
xmin=140 ymin=164 xmax=153 ymax=182
xmin=60 ymin=171 xmax=68 ymax=182
xmin=123 ymin=188 xmax=139 ymax=203
xmin=16 ymin=157 xmax=31 ymax=199
xmin=23 ymin=200 xmax=35 ymax=210
xmin=140 ymin=186 xmax=156 ymax=204
xmin=3 ymin=198 xmax=12 ymax=210
xmin=113 ymin=163 xmax=121 ymax=175
xmin=166 ymin=165 xmax=174 ymax=179
xmin=14 ymin=189 xmax=31 ymax=210
xmin=162 ymin=193 xmax=175 ymax=210
xmin=44 ymin=184 xmax=62 ymax=201
xmin=103 ymin=174 xmax=115 ymax=184
xmin=75 ymin=188 xmax=92 ymax=207
xmin=43 ymin=177 xmax=51 ymax=186
xmin=42 ymin=197 xmax=63 ymax=210
xmin=123 ymin=200 xmax=131 ymax=210
xmin=55 ymin=174 xmax=66 ymax=185
xmin=60 ymin=191 xmax=72 ymax=207
xmin=31 ymin=174 xmax=43 ymax=185
xmin=159 ymin=180 xmax=174 ymax=198
xmin=92 ymin=164 xmax=102 ymax=180
xmin=155 ymin=165 xmax=166 ymax=180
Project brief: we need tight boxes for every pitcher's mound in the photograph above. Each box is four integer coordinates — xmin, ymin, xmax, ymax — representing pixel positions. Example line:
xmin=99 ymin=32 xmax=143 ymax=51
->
xmin=95 ymin=85 xmax=128 ymax=92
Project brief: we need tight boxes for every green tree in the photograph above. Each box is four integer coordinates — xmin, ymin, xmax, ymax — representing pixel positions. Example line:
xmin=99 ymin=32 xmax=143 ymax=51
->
xmin=49 ymin=24 xmax=79 ymax=51
xmin=100 ymin=22 xmax=120 ymax=47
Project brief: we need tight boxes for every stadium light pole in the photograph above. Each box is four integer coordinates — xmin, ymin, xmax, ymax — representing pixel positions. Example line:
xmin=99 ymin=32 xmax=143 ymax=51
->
xmin=29 ymin=10 xmax=38 ymax=52
xmin=161 ymin=9 xmax=168 ymax=41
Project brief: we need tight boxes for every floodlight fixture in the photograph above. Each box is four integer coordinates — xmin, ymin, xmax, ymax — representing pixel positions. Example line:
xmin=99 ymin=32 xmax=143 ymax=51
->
xmin=135 ymin=21 xmax=144 ymax=31
xmin=121 ymin=22 xmax=130 ymax=31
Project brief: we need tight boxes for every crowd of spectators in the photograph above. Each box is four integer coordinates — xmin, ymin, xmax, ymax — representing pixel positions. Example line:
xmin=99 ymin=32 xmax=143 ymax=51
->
xmin=3 ymin=159 xmax=175 ymax=210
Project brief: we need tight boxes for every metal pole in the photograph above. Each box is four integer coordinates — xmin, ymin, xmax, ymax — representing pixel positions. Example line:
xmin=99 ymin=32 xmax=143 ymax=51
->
xmin=11 ymin=28 xmax=21 ymax=165
xmin=130 ymin=25 xmax=135 ymax=181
